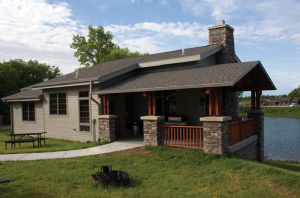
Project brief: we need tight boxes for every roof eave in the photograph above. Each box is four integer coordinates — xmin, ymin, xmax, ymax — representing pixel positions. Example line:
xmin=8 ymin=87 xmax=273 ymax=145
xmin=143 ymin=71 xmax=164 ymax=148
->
xmin=94 ymin=82 xmax=234 ymax=94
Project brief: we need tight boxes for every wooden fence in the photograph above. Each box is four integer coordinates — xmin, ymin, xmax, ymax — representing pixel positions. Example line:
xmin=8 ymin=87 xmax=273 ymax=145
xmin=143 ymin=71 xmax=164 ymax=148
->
xmin=162 ymin=125 xmax=204 ymax=149
xmin=228 ymin=118 xmax=255 ymax=145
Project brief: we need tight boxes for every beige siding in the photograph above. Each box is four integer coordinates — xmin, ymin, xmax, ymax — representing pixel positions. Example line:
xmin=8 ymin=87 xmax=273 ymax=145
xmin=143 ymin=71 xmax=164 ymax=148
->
xmin=13 ymin=102 xmax=44 ymax=134
xmin=43 ymin=86 xmax=93 ymax=142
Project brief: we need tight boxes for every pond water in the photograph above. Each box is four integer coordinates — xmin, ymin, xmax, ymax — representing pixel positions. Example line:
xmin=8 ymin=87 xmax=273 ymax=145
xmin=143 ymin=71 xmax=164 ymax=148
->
xmin=265 ymin=117 xmax=300 ymax=161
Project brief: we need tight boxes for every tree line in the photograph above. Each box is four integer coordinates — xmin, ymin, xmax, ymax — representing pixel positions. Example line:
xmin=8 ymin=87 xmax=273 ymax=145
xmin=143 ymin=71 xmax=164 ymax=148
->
xmin=0 ymin=60 xmax=61 ymax=125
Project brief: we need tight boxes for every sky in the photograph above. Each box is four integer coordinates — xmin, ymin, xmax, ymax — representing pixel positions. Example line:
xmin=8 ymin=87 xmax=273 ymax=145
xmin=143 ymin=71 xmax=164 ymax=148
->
xmin=0 ymin=0 xmax=300 ymax=96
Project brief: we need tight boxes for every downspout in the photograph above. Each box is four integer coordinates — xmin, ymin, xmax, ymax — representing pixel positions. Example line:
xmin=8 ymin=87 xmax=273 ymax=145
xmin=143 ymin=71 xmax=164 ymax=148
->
xmin=90 ymin=81 xmax=101 ymax=142
xmin=3 ymin=101 xmax=13 ymax=134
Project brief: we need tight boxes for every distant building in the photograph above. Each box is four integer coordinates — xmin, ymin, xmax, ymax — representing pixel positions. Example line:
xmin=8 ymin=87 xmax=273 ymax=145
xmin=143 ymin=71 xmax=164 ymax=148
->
xmin=269 ymin=97 xmax=300 ymax=106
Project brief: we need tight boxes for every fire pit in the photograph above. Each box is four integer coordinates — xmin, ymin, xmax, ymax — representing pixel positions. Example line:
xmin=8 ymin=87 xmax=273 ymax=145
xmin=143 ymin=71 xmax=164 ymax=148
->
xmin=91 ymin=166 xmax=131 ymax=188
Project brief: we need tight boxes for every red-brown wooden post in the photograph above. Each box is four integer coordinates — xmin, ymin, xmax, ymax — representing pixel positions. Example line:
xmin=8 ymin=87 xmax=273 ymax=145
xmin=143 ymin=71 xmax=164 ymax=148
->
xmin=103 ymin=95 xmax=106 ymax=115
xmin=106 ymin=95 xmax=110 ymax=115
xmin=148 ymin=93 xmax=152 ymax=115
xmin=152 ymin=92 xmax=156 ymax=115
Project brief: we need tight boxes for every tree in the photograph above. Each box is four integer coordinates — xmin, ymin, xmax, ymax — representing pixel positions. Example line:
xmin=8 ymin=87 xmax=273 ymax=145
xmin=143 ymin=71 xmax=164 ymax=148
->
xmin=70 ymin=25 xmax=117 ymax=68
xmin=100 ymin=47 xmax=149 ymax=63
xmin=0 ymin=59 xmax=61 ymax=125
xmin=288 ymin=86 xmax=300 ymax=97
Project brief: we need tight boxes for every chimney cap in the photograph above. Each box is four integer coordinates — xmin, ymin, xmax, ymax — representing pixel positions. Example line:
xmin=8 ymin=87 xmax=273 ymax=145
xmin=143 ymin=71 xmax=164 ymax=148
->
xmin=208 ymin=20 xmax=234 ymax=31
xmin=217 ymin=20 xmax=225 ymax=25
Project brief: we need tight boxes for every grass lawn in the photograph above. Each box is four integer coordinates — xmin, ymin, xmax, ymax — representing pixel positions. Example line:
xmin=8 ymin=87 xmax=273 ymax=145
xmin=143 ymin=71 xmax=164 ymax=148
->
xmin=0 ymin=146 xmax=300 ymax=197
xmin=240 ymin=107 xmax=300 ymax=118
xmin=0 ymin=130 xmax=107 ymax=154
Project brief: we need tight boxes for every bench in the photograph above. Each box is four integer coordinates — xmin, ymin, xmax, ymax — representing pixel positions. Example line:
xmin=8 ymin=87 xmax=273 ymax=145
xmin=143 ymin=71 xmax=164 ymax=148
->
xmin=3 ymin=139 xmax=35 ymax=149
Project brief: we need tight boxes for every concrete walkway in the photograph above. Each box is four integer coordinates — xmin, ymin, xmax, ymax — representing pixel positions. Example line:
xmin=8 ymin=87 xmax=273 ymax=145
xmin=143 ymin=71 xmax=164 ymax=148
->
xmin=0 ymin=139 xmax=144 ymax=161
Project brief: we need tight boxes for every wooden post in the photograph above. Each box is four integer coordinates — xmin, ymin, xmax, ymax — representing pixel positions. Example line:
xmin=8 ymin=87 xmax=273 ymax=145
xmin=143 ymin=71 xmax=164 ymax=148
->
xmin=148 ymin=93 xmax=152 ymax=115
xmin=256 ymin=91 xmax=262 ymax=110
xmin=106 ymin=95 xmax=110 ymax=115
xmin=251 ymin=91 xmax=255 ymax=110
xmin=152 ymin=92 xmax=156 ymax=116
xmin=103 ymin=95 xmax=106 ymax=115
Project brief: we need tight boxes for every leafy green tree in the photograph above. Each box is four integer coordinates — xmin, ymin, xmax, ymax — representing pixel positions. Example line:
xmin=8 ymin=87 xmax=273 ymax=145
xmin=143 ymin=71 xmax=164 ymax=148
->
xmin=0 ymin=59 xmax=61 ymax=124
xmin=101 ymin=47 xmax=149 ymax=63
xmin=70 ymin=25 xmax=117 ymax=67
xmin=288 ymin=86 xmax=300 ymax=97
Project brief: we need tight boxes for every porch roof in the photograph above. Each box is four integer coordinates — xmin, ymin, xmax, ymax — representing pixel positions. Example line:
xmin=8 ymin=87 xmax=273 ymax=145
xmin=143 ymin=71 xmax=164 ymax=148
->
xmin=95 ymin=61 xmax=276 ymax=94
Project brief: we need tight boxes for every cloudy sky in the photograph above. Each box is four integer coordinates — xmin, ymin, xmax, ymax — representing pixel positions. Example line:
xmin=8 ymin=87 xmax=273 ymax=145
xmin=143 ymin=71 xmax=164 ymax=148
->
xmin=1 ymin=0 xmax=300 ymax=95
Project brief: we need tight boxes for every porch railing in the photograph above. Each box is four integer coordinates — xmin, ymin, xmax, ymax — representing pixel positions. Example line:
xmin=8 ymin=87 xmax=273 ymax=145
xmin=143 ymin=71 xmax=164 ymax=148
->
xmin=162 ymin=125 xmax=204 ymax=149
xmin=228 ymin=118 xmax=255 ymax=146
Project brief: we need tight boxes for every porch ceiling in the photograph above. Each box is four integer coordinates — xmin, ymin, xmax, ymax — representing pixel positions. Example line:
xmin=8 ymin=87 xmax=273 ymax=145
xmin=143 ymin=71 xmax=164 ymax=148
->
xmin=94 ymin=61 xmax=276 ymax=94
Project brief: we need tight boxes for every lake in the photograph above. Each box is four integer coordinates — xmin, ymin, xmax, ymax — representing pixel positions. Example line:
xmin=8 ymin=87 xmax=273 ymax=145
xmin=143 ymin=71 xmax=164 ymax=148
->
xmin=265 ymin=117 xmax=300 ymax=161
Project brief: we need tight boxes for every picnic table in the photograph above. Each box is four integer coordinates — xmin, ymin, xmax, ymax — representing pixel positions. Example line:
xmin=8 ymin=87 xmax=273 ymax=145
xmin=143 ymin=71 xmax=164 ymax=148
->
xmin=3 ymin=132 xmax=47 ymax=149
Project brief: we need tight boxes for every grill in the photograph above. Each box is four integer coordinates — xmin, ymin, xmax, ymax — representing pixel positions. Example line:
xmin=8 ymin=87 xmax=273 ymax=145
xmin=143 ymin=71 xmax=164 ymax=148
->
xmin=163 ymin=116 xmax=187 ymax=126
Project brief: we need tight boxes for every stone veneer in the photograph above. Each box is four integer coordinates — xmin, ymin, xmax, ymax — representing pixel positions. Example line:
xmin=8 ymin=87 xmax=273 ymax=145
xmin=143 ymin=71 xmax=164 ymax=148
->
xmin=233 ymin=141 xmax=258 ymax=161
xmin=99 ymin=115 xmax=117 ymax=142
xmin=141 ymin=116 xmax=165 ymax=146
xmin=208 ymin=23 xmax=236 ymax=64
xmin=200 ymin=116 xmax=231 ymax=155
xmin=248 ymin=110 xmax=264 ymax=162
xmin=224 ymin=89 xmax=239 ymax=118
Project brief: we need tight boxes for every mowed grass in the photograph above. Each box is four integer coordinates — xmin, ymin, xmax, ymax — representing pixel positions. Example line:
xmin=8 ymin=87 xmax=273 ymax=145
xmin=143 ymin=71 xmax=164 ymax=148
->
xmin=0 ymin=130 xmax=107 ymax=154
xmin=240 ymin=107 xmax=300 ymax=118
xmin=1 ymin=146 xmax=300 ymax=198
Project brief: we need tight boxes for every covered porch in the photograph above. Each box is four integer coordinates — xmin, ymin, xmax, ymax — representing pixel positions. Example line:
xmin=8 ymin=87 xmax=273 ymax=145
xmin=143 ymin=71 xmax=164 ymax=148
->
xmin=95 ymin=61 xmax=276 ymax=160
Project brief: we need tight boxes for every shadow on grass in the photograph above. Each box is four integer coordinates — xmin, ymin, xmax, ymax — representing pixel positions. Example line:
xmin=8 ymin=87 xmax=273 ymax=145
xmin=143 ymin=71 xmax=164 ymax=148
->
xmin=264 ymin=160 xmax=300 ymax=173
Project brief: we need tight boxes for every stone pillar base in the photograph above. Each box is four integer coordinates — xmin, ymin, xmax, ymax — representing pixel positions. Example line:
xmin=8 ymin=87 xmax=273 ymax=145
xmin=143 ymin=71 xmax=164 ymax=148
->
xmin=200 ymin=116 xmax=232 ymax=155
xmin=141 ymin=116 xmax=165 ymax=146
xmin=99 ymin=115 xmax=117 ymax=142
xmin=247 ymin=110 xmax=264 ymax=162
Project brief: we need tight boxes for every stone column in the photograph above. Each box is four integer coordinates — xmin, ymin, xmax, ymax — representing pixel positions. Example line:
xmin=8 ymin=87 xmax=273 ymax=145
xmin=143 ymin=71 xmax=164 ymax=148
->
xmin=99 ymin=115 xmax=117 ymax=142
xmin=247 ymin=110 xmax=264 ymax=162
xmin=200 ymin=116 xmax=232 ymax=155
xmin=140 ymin=116 xmax=165 ymax=146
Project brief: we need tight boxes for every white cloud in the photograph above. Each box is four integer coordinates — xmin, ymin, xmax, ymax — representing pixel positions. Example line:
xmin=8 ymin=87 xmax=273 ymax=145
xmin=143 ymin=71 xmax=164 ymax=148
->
xmin=105 ymin=22 xmax=208 ymax=53
xmin=0 ymin=0 xmax=84 ymax=74
xmin=180 ymin=0 xmax=300 ymax=45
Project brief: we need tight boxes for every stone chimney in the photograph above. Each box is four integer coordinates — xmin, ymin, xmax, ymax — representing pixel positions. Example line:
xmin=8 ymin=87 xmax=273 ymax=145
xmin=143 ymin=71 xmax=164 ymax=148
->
xmin=208 ymin=20 xmax=236 ymax=64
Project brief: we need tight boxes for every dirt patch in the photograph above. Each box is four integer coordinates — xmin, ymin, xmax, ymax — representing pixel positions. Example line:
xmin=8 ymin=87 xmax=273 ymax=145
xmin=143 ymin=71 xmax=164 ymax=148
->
xmin=265 ymin=180 xmax=296 ymax=198
xmin=101 ymin=147 xmax=160 ymax=158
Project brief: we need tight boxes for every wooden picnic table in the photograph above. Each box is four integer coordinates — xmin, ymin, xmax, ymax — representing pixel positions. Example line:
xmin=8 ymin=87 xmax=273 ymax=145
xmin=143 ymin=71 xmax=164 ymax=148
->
xmin=4 ymin=132 xmax=47 ymax=149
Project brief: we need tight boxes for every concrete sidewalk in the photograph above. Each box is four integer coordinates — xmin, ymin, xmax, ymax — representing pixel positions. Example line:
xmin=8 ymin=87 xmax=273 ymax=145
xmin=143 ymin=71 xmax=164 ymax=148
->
xmin=0 ymin=140 xmax=144 ymax=161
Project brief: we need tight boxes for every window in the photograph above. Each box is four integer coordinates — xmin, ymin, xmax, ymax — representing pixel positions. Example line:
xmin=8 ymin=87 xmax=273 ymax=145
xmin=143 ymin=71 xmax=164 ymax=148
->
xmin=50 ymin=93 xmax=67 ymax=115
xmin=22 ymin=103 xmax=35 ymax=121
xmin=79 ymin=91 xmax=90 ymax=132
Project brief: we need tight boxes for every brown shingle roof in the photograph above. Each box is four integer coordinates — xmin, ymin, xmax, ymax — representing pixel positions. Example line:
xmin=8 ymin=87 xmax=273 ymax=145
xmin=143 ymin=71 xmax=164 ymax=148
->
xmin=272 ymin=97 xmax=291 ymax=102
xmin=31 ymin=45 xmax=221 ymax=88
xmin=95 ymin=61 xmax=262 ymax=94
xmin=2 ymin=89 xmax=43 ymax=101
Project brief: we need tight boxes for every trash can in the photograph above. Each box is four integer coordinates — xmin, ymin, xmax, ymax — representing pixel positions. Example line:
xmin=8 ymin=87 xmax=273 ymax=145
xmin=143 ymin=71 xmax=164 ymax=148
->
xmin=132 ymin=122 xmax=140 ymax=136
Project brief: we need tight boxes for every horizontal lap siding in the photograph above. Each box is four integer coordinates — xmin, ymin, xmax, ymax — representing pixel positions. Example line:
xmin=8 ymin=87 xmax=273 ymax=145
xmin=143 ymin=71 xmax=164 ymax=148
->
xmin=13 ymin=102 xmax=44 ymax=134
xmin=44 ymin=86 xmax=93 ymax=142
